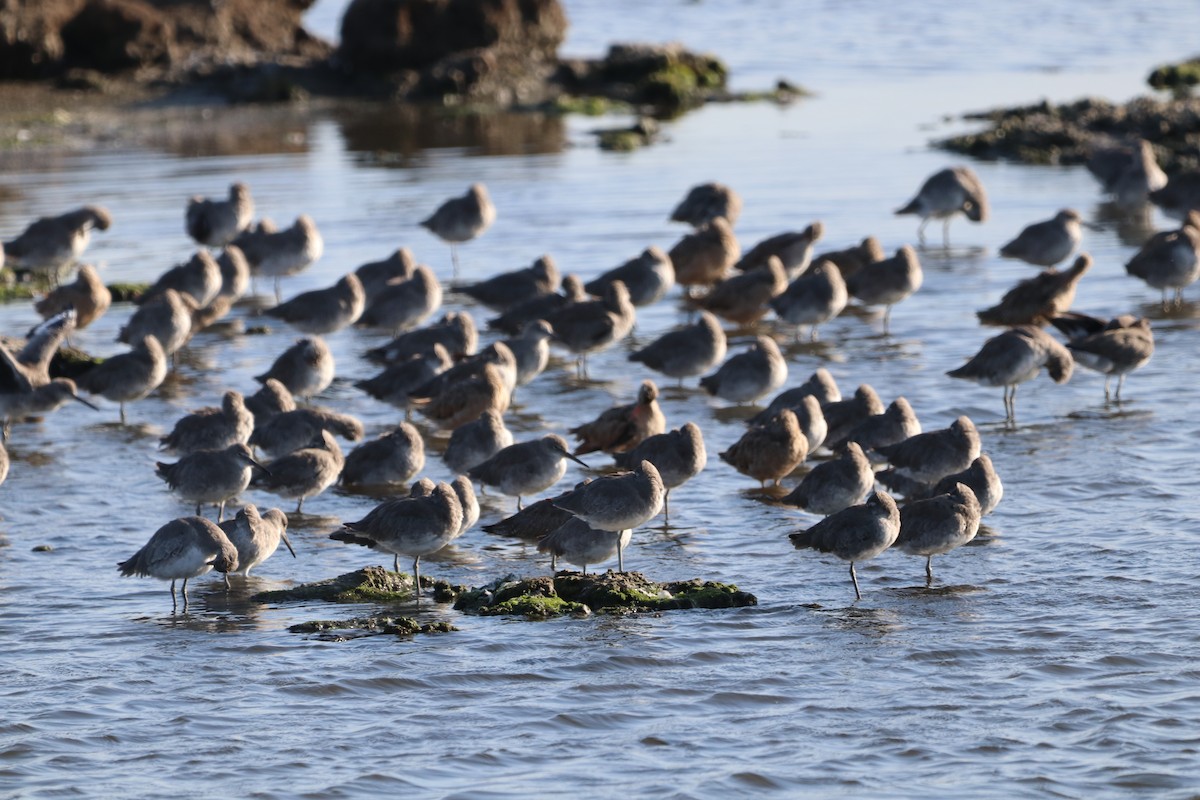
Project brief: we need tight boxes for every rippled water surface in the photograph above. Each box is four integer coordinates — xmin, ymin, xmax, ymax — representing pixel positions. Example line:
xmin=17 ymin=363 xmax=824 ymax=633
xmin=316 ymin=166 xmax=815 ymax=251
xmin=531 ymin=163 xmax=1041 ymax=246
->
xmin=4 ymin=2 xmax=1200 ymax=797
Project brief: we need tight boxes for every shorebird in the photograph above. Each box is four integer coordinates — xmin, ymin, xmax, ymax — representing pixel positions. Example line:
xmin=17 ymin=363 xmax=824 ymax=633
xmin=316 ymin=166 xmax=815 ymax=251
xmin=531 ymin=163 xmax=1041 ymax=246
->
xmin=813 ymin=236 xmax=884 ymax=283
xmin=628 ymin=311 xmax=727 ymax=384
xmin=977 ymin=254 xmax=1092 ymax=327
xmin=584 ymin=246 xmax=675 ymax=307
xmin=367 ymin=311 xmax=478 ymax=363
xmin=249 ymin=406 xmax=364 ymax=459
xmin=780 ymin=441 xmax=874 ymax=517
xmin=846 ymin=245 xmax=923 ymax=334
xmin=252 ymin=430 xmax=344 ymax=513
xmin=159 ymin=390 xmax=254 ymax=455
xmin=895 ymin=166 xmax=989 ymax=246
xmin=789 ymin=490 xmax=899 ymax=600
xmin=544 ymin=279 xmax=636 ymax=377
xmin=409 ymin=341 xmax=518 ymax=402
xmin=421 ymin=183 xmax=496 ymax=277
xmin=218 ymin=504 xmax=293 ymax=586
xmin=34 ymin=264 xmax=111 ymax=329
xmin=214 ymin=246 xmax=250 ymax=304
xmin=821 ymin=384 xmax=885 ymax=446
xmin=1149 ymin=169 xmax=1200 ymax=221
xmin=487 ymin=275 xmax=587 ymax=336
xmin=749 ymin=392 xmax=826 ymax=453
xmin=770 ymin=259 xmax=848 ymax=341
xmin=699 ymin=335 xmax=787 ymax=405
xmin=929 ymin=455 xmax=1003 ymax=517
xmin=483 ymin=481 xmax=585 ymax=541
xmin=186 ymin=182 xmax=254 ymax=247
xmin=141 ymin=251 xmax=222 ymax=309
xmin=355 ymin=344 xmax=453 ymax=414
xmin=156 ymin=443 xmax=268 ymax=522
xmin=78 ymin=335 xmax=167 ymax=424
xmin=341 ymin=423 xmax=426 ymax=488
xmin=553 ymin=460 xmax=665 ymax=572
xmin=669 ymin=182 xmax=742 ymax=228
xmin=504 ymin=320 xmax=553 ymax=390
xmin=468 ymin=434 xmax=588 ymax=509
xmin=1 ymin=312 xmax=96 ymax=436
xmin=331 ymin=480 xmax=465 ymax=603
xmin=265 ymin=273 xmax=366 ymax=334
xmin=451 ymin=475 xmax=479 ymax=537
xmin=947 ymin=326 xmax=1073 ymax=422
xmin=669 ymin=217 xmax=741 ymax=295
xmin=455 ymin=254 xmax=559 ymax=311
xmin=444 ymin=408 xmax=513 ymax=475
xmin=118 ymin=288 xmax=193 ymax=360
xmin=1088 ymin=139 xmax=1167 ymax=208
xmin=255 ymin=337 xmax=335 ymax=401
xmin=235 ymin=215 xmax=324 ymax=302
xmin=876 ymin=416 xmax=981 ymax=493
xmin=734 ymin=222 xmax=824 ymax=278
xmin=245 ymin=378 xmax=296 ymax=426
xmin=4 ymin=205 xmax=112 ymax=281
xmin=570 ymin=379 xmax=666 ymax=455
xmin=413 ymin=361 xmax=511 ymax=430
xmin=750 ymin=368 xmax=842 ymax=427
xmin=1063 ymin=316 xmax=1154 ymax=402
xmin=701 ymin=254 xmax=788 ymax=326
xmin=356 ymin=264 xmax=442 ymax=335
xmin=828 ymin=396 xmax=921 ymax=454
xmin=355 ymin=248 xmax=416 ymax=302
xmin=1124 ymin=212 xmax=1200 ymax=308
xmin=999 ymin=209 xmax=1085 ymax=268
xmin=720 ymin=409 xmax=809 ymax=488
xmin=896 ymin=483 xmax=982 ymax=584
xmin=538 ymin=517 xmax=631 ymax=575
xmin=117 ymin=516 xmax=239 ymax=612
xmin=612 ymin=422 xmax=706 ymax=516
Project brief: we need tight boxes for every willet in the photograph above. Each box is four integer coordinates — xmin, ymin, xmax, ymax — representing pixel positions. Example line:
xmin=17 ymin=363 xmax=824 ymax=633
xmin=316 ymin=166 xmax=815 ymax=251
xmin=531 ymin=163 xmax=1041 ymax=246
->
xmin=250 ymin=406 xmax=364 ymax=459
xmin=1124 ymin=211 xmax=1200 ymax=308
xmin=929 ymin=455 xmax=1003 ymax=517
xmin=750 ymin=368 xmax=843 ymax=427
xmin=355 ymin=344 xmax=453 ymax=414
xmin=34 ymin=264 xmax=111 ymax=329
xmin=538 ymin=517 xmax=631 ymax=575
xmin=245 ymin=378 xmax=296 ymax=426
xmin=780 ymin=441 xmax=875 ymax=517
xmin=544 ymin=279 xmax=636 ymax=377
xmin=78 ymin=335 xmax=168 ymax=424
xmin=156 ymin=443 xmax=268 ymax=522
xmin=483 ymin=481 xmax=585 ymax=540
xmin=414 ymin=361 xmax=511 ymax=430
xmin=218 ymin=504 xmax=294 ymax=586
xmin=1148 ymin=169 xmax=1200 ymax=221
xmin=118 ymin=288 xmax=194 ymax=360
xmin=159 ymin=390 xmax=254 ymax=455
xmin=1065 ymin=316 xmax=1154 ymax=402
xmin=584 ymin=246 xmax=675 ymax=307
xmin=420 ymin=183 xmax=497 ymax=276
xmin=367 ymin=311 xmax=477 ymax=363
xmin=999 ymin=209 xmax=1085 ymax=268
xmin=720 ymin=408 xmax=809 ymax=488
xmin=451 ymin=475 xmax=479 ymax=537
xmin=357 ymin=264 xmax=442 ymax=335
xmin=117 ymin=516 xmax=239 ymax=612
xmin=1088 ymin=139 xmax=1167 ymax=208
xmin=896 ymin=483 xmax=982 ymax=584
xmin=770 ymin=259 xmax=848 ymax=341
xmin=553 ymin=460 xmax=665 ymax=572
xmin=0 ymin=375 xmax=96 ymax=441
xmin=977 ymin=254 xmax=1092 ymax=327
xmin=504 ymin=320 xmax=553 ymax=390
xmin=255 ymin=337 xmax=335 ymax=401
xmin=341 ymin=423 xmax=426 ymax=488
xmin=265 ymin=273 xmax=366 ymax=335
xmin=252 ymin=429 xmax=344 ymax=513
xmin=215 ymin=245 xmax=250 ymax=304
xmin=846 ymin=245 xmax=923 ymax=334
xmin=455 ymin=254 xmax=559 ymax=311
xmin=236 ymin=214 xmax=324 ymax=302
xmin=410 ymin=341 xmax=518 ymax=402
xmin=444 ymin=408 xmax=513 ymax=475
xmin=612 ymin=421 xmax=706 ymax=516
xmin=701 ymin=254 xmax=788 ymax=326
xmin=487 ymin=274 xmax=587 ymax=336
xmin=629 ymin=311 xmax=727 ymax=383
xmin=4 ymin=205 xmax=112 ymax=281
xmin=141 ymin=251 xmax=223 ymax=309
xmin=820 ymin=384 xmax=885 ymax=446
xmin=947 ymin=325 xmax=1073 ymax=422
xmin=789 ymin=490 xmax=900 ymax=600
xmin=699 ymin=335 xmax=787 ymax=404
xmin=828 ymin=396 xmax=921 ymax=454
xmin=669 ymin=217 xmax=741 ymax=296
xmin=186 ymin=182 xmax=254 ymax=247
xmin=570 ymin=379 xmax=666 ymax=455
xmin=813 ymin=236 xmax=884 ymax=283
xmin=734 ymin=222 xmax=824 ymax=278
xmin=876 ymin=416 xmax=981 ymax=492
xmin=468 ymin=434 xmax=588 ymax=509
xmin=331 ymin=480 xmax=465 ymax=603
xmin=669 ymin=182 xmax=743 ymax=228
xmin=895 ymin=166 xmax=989 ymax=246
xmin=355 ymin=247 xmax=417 ymax=303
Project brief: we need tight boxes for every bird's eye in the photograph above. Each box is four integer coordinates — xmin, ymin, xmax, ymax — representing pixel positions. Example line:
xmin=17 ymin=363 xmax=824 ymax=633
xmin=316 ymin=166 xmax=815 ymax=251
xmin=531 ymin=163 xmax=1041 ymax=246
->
xmin=964 ymin=201 xmax=975 ymax=211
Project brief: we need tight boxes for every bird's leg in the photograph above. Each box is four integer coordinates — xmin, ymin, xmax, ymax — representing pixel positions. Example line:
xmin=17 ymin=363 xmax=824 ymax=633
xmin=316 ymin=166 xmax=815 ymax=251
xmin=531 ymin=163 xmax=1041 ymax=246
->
xmin=451 ymin=245 xmax=460 ymax=280
xmin=412 ymin=556 xmax=422 ymax=606
xmin=181 ymin=578 xmax=190 ymax=611
xmin=195 ymin=502 xmax=202 ymax=516
xmin=119 ymin=403 xmax=127 ymax=426
xmin=550 ymin=553 xmax=557 ymax=573
xmin=274 ymin=277 xmax=283 ymax=305
xmin=616 ymin=530 xmax=626 ymax=573
xmin=1115 ymin=374 xmax=1126 ymax=402
xmin=810 ymin=325 xmax=820 ymax=343
xmin=295 ymin=496 xmax=304 ymax=514
xmin=1103 ymin=376 xmax=1112 ymax=402
xmin=924 ymin=556 xmax=933 ymax=586
xmin=882 ymin=305 xmax=893 ymax=336
xmin=217 ymin=501 xmax=225 ymax=523
xmin=850 ymin=562 xmax=862 ymax=601
xmin=917 ymin=218 xmax=929 ymax=246
xmin=1 ymin=418 xmax=9 ymax=443
xmin=517 ymin=495 xmax=524 ymax=511
xmin=663 ymin=489 xmax=671 ymax=522
xmin=224 ymin=572 xmax=231 ymax=590
xmin=942 ymin=218 xmax=952 ymax=249
xmin=393 ymin=553 xmax=400 ymax=573
xmin=170 ymin=579 xmax=178 ymax=612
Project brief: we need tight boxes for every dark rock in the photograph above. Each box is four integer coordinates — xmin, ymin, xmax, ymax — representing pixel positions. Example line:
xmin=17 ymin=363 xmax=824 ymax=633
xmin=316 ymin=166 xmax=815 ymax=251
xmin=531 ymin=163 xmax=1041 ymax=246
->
xmin=252 ymin=565 xmax=417 ymax=603
xmin=560 ymin=42 xmax=729 ymax=116
xmin=61 ymin=0 xmax=174 ymax=73
xmin=289 ymin=615 xmax=457 ymax=640
xmin=1148 ymin=57 xmax=1200 ymax=94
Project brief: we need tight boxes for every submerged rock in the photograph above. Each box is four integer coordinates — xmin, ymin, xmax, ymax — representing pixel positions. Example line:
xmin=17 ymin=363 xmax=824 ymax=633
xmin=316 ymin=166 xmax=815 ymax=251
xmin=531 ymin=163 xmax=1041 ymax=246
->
xmin=289 ymin=615 xmax=457 ymax=641
xmin=253 ymin=565 xmax=421 ymax=604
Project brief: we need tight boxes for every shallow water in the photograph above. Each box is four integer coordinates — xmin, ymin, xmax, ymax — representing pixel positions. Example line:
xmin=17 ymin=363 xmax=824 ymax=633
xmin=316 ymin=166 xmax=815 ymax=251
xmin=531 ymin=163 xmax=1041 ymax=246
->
xmin=4 ymin=2 xmax=1200 ymax=797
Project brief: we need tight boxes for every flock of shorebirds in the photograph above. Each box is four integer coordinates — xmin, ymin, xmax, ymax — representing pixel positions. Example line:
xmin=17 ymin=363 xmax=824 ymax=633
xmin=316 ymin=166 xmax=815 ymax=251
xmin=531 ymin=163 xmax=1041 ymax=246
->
xmin=0 ymin=134 xmax=1190 ymax=608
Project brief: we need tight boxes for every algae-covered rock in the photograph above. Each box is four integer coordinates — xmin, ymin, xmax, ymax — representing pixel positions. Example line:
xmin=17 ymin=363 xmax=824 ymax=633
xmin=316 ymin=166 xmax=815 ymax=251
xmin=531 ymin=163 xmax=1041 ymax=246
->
xmin=253 ymin=566 xmax=417 ymax=604
xmin=106 ymin=282 xmax=150 ymax=303
xmin=289 ymin=615 xmax=457 ymax=641
xmin=1148 ymin=58 xmax=1200 ymax=95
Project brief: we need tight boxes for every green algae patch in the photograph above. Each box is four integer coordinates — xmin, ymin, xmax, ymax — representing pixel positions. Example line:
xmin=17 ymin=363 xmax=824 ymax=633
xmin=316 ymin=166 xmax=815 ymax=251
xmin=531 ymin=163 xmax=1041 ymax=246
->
xmin=289 ymin=615 xmax=457 ymax=641
xmin=1148 ymin=58 xmax=1200 ymax=95
xmin=107 ymin=283 xmax=149 ymax=303
xmin=253 ymin=566 xmax=416 ymax=604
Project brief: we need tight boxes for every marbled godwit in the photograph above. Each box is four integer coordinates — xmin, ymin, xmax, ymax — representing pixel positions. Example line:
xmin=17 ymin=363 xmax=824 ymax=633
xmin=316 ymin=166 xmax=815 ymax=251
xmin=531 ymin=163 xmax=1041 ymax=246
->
xmin=265 ymin=273 xmax=366 ymax=335
xmin=4 ymin=205 xmax=112 ymax=281
xmin=947 ymin=326 xmax=1073 ymax=422
xmin=629 ymin=311 xmax=727 ymax=384
xmin=421 ymin=183 xmax=496 ymax=277
xmin=118 ymin=516 xmax=239 ymax=612
xmin=156 ymin=443 xmax=268 ymax=522
xmin=141 ymin=251 xmax=222 ymax=308
xmin=252 ymin=430 xmax=344 ymax=513
xmin=701 ymin=255 xmax=788 ymax=326
xmin=1124 ymin=212 xmax=1200 ymax=308
xmin=34 ymin=264 xmax=111 ymax=329
xmin=669 ymin=217 xmax=740 ymax=296
xmin=584 ymin=246 xmax=675 ymax=307
xmin=699 ymin=335 xmax=787 ymax=404
xmin=895 ymin=166 xmax=989 ymax=246
xmin=669 ymin=182 xmax=742 ymax=228
xmin=455 ymin=254 xmax=559 ymax=311
xmin=468 ymin=434 xmax=588 ymax=509
xmin=254 ymin=337 xmax=335 ymax=401
xmin=357 ymin=264 xmax=442 ymax=335
xmin=977 ymin=254 xmax=1092 ymax=327
xmin=487 ymin=275 xmax=587 ymax=336
xmin=159 ymin=390 xmax=254 ymax=455
xmin=444 ymin=409 xmax=513 ymax=475
xmin=341 ymin=423 xmax=426 ymax=488
xmin=367 ymin=311 xmax=477 ymax=363
xmin=186 ymin=182 xmax=254 ymax=247
xmin=770 ymin=259 xmax=848 ymax=341
xmin=570 ymin=379 xmax=665 ymax=455
xmin=734 ymin=222 xmax=824 ymax=278
xmin=78 ymin=335 xmax=168 ymax=424
xmin=544 ymin=280 xmax=636 ymax=377
xmin=789 ymin=490 xmax=899 ymax=600
xmin=896 ymin=483 xmax=981 ymax=584
xmin=846 ymin=245 xmax=923 ymax=334
xmin=876 ymin=416 xmax=981 ymax=492
xmin=750 ymin=368 xmax=842 ymax=427
xmin=719 ymin=408 xmax=808 ymax=488
xmin=553 ymin=460 xmax=664 ymax=572
xmin=612 ymin=422 xmax=706 ymax=516
xmin=218 ymin=504 xmax=293 ymax=586
xmin=999 ymin=209 xmax=1085 ymax=268
xmin=780 ymin=441 xmax=874 ymax=517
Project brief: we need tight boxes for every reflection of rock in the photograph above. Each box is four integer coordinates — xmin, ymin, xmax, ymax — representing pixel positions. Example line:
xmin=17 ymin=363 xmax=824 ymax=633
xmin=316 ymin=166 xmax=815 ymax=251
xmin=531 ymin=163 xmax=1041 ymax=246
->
xmin=290 ymin=616 xmax=457 ymax=641
xmin=333 ymin=104 xmax=567 ymax=160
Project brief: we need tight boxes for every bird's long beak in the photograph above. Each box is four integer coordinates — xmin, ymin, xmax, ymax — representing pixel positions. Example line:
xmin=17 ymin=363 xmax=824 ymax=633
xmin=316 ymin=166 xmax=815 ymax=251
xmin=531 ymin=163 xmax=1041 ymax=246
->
xmin=73 ymin=394 xmax=99 ymax=410
xmin=281 ymin=531 xmax=296 ymax=558
xmin=245 ymin=456 xmax=271 ymax=476
xmin=566 ymin=453 xmax=590 ymax=469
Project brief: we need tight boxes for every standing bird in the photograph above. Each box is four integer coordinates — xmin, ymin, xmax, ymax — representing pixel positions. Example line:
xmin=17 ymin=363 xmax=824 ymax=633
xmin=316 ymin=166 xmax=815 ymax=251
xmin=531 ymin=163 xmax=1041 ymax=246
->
xmin=977 ymin=254 xmax=1092 ymax=327
xmin=368 ymin=311 xmax=478 ymax=364
xmin=1064 ymin=316 xmax=1154 ymax=402
xmin=1088 ymin=139 xmax=1167 ymax=208
xmin=751 ymin=368 xmax=843 ymax=427
xmin=252 ymin=430 xmax=344 ymax=514
xmin=895 ymin=483 xmax=982 ymax=585
xmin=186 ymin=182 xmax=254 ymax=247
xmin=699 ymin=335 xmax=787 ymax=404
xmin=538 ymin=517 xmax=630 ymax=575
xmin=846 ymin=245 xmax=923 ymax=334
xmin=669 ymin=217 xmax=741 ymax=296
xmin=413 ymin=361 xmax=511 ymax=430
xmin=140 ymin=251 xmax=223 ymax=309
xmin=468 ymin=434 xmax=588 ymax=509
xmin=118 ymin=288 xmax=194 ymax=361
xmin=341 ymin=423 xmax=426 ymax=489
xmin=117 ymin=516 xmax=239 ymax=612
xmin=454 ymin=254 xmax=559 ymax=311
xmin=355 ymin=344 xmax=453 ymax=415
xmin=1124 ymin=212 xmax=1200 ymax=308
xmin=249 ymin=406 xmax=364 ymax=460
xmin=356 ymin=247 xmax=416 ymax=303
xmin=159 ymin=390 xmax=255 ymax=455
xmin=483 ymin=481 xmax=586 ymax=541
xmin=895 ymin=166 xmax=989 ymax=246
xmin=947 ymin=326 xmax=1073 ymax=422
xmin=34 ymin=264 xmax=112 ymax=329
xmin=700 ymin=254 xmax=788 ymax=326
xmin=669 ymin=182 xmax=742 ymax=228
xmin=553 ymin=460 xmax=665 ymax=572
xmin=929 ymin=455 xmax=1003 ymax=517
xmin=999 ymin=209 xmax=1085 ymax=268
xmin=789 ymin=491 xmax=900 ymax=601
xmin=570 ymin=379 xmax=666 ymax=455
xmin=544 ymin=280 xmax=636 ymax=378
xmin=1149 ymin=169 xmax=1200 ymax=221
xmin=770 ymin=259 xmax=848 ymax=341
xmin=4 ymin=205 xmax=112 ymax=281
xmin=734 ymin=222 xmax=824 ymax=278
xmin=720 ymin=409 xmax=808 ymax=488
xmin=612 ymin=422 xmax=706 ymax=516
xmin=504 ymin=320 xmax=554 ymax=391
xmin=450 ymin=475 xmax=480 ymax=538
xmin=78 ymin=335 xmax=168 ymax=424
xmin=629 ymin=311 xmax=727 ymax=384
xmin=828 ymin=396 xmax=921 ymax=454
xmin=780 ymin=441 xmax=875 ymax=517
xmin=585 ymin=246 xmax=675 ymax=307
xmin=875 ymin=416 xmax=981 ymax=494
xmin=265 ymin=273 xmax=366 ymax=335
xmin=219 ymin=504 xmax=294 ymax=586
xmin=421 ymin=183 xmax=496 ymax=277
xmin=236 ymin=215 xmax=324 ymax=302
xmin=813 ymin=236 xmax=884 ymax=283
xmin=255 ymin=337 xmax=335 ymax=401
xmin=820 ymin=384 xmax=885 ymax=448
xmin=444 ymin=409 xmax=513 ymax=475
xmin=214 ymin=245 xmax=250 ymax=305
xmin=356 ymin=264 xmax=442 ymax=335
xmin=245 ymin=378 xmax=296 ymax=428
xmin=156 ymin=443 xmax=268 ymax=522
xmin=487 ymin=275 xmax=587 ymax=336
xmin=758 ymin=393 xmax=827 ymax=452
xmin=0 ymin=312 xmax=97 ymax=440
